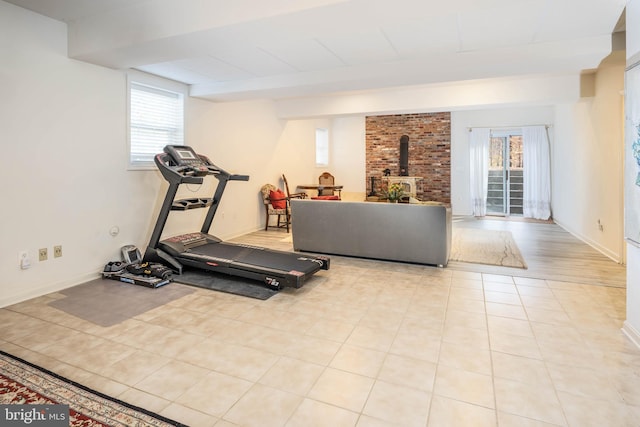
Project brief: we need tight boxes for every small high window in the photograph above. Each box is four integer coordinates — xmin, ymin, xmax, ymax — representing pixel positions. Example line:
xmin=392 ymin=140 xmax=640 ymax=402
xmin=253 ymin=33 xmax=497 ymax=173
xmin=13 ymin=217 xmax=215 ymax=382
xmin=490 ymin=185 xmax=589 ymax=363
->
xmin=315 ymin=128 xmax=329 ymax=166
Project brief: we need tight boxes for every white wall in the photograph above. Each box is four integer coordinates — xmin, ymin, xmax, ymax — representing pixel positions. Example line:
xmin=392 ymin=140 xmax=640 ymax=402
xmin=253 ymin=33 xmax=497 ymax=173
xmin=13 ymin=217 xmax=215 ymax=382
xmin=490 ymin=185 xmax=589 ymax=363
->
xmin=187 ymin=98 xmax=293 ymax=236
xmin=0 ymin=2 xmax=305 ymax=306
xmin=330 ymin=117 xmax=366 ymax=199
xmin=167 ymin=104 xmax=364 ymax=236
xmin=1 ymin=2 xmax=138 ymax=305
xmin=625 ymin=0 xmax=640 ymax=348
xmin=553 ymin=51 xmax=626 ymax=263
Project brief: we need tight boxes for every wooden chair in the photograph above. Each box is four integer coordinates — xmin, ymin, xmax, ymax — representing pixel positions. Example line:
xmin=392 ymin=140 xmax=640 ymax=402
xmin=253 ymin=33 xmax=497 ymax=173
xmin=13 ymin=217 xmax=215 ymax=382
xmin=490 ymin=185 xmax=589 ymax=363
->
xmin=260 ymin=184 xmax=290 ymax=232
xmin=282 ymin=174 xmax=307 ymax=200
xmin=311 ymin=172 xmax=341 ymax=200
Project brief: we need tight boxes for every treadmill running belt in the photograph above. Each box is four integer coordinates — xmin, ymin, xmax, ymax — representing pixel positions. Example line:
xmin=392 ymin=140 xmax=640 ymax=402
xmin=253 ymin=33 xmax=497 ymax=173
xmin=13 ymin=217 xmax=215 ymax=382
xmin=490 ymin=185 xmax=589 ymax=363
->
xmin=235 ymin=248 xmax=320 ymax=273
xmin=188 ymin=243 xmax=320 ymax=274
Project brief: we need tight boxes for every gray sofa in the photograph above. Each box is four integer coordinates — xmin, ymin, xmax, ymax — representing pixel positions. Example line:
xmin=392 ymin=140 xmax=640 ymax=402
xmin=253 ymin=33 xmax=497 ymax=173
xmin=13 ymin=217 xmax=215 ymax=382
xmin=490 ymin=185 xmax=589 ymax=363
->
xmin=290 ymin=199 xmax=451 ymax=267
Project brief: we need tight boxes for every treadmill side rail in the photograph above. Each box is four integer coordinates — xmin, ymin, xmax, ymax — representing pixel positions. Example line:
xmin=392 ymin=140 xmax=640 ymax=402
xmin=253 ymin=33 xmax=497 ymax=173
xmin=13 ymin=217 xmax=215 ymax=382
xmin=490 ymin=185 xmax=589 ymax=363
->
xmin=176 ymin=246 xmax=326 ymax=289
xmin=296 ymin=255 xmax=330 ymax=270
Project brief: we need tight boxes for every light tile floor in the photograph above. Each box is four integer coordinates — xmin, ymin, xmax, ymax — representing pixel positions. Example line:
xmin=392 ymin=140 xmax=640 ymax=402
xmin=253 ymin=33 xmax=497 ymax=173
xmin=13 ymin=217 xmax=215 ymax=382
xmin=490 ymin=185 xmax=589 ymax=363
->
xmin=1 ymin=231 xmax=640 ymax=426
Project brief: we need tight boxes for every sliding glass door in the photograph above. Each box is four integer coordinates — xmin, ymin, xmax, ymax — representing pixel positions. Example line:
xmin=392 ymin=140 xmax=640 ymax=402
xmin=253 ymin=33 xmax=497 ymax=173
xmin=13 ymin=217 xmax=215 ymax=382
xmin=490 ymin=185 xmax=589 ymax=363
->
xmin=486 ymin=132 xmax=523 ymax=216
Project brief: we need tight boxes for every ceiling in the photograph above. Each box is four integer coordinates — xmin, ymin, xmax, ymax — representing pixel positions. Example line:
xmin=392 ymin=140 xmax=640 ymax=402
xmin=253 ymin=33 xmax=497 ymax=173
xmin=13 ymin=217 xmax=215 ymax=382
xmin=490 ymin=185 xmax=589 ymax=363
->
xmin=5 ymin=0 xmax=627 ymax=102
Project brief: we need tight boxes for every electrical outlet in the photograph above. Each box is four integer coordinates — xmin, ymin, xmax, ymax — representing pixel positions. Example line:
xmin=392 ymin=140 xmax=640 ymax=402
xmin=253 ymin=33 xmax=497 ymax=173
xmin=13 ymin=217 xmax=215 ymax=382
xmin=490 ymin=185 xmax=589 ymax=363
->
xmin=39 ymin=248 xmax=48 ymax=261
xmin=18 ymin=251 xmax=31 ymax=269
xmin=54 ymin=245 xmax=62 ymax=258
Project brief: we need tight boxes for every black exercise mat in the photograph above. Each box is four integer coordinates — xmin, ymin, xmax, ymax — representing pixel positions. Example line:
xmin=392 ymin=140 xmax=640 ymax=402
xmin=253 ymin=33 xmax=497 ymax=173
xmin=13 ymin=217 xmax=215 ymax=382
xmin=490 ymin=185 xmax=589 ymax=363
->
xmin=174 ymin=269 xmax=278 ymax=300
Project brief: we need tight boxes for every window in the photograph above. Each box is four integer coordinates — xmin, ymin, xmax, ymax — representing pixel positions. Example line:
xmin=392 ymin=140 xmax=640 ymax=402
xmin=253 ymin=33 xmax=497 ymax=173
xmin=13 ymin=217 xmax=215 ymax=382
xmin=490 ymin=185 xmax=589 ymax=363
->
xmin=128 ymin=76 xmax=185 ymax=169
xmin=315 ymin=128 xmax=329 ymax=166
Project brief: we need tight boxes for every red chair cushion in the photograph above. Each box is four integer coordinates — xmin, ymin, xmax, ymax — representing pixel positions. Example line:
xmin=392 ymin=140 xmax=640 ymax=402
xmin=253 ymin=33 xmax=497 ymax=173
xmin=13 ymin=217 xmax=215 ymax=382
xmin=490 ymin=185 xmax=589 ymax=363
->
xmin=311 ymin=195 xmax=340 ymax=200
xmin=269 ymin=189 xmax=287 ymax=209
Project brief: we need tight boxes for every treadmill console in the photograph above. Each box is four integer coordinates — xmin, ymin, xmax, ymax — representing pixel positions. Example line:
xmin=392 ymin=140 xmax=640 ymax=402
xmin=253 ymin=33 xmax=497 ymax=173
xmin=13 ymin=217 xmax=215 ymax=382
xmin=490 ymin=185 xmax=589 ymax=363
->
xmin=164 ymin=145 xmax=210 ymax=176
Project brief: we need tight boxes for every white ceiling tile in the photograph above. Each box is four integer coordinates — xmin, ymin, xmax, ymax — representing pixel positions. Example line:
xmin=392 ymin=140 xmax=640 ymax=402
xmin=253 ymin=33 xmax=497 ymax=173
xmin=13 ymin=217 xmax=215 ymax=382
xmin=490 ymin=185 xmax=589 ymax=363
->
xmin=5 ymin=0 xmax=626 ymax=100
xmin=3 ymin=0 xmax=147 ymax=22
xmin=173 ymin=56 xmax=254 ymax=82
xmin=457 ymin=1 xmax=540 ymax=52
xmin=318 ymin=28 xmax=399 ymax=65
xmin=532 ymin=0 xmax=626 ymax=42
xmin=382 ymin=14 xmax=461 ymax=57
xmin=212 ymin=47 xmax=298 ymax=77
xmin=258 ymin=39 xmax=344 ymax=72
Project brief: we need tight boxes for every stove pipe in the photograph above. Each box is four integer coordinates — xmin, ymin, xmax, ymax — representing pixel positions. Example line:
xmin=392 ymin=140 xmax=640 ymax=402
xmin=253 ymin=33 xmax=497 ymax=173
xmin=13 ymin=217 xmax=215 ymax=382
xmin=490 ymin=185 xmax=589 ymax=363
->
xmin=399 ymin=135 xmax=409 ymax=176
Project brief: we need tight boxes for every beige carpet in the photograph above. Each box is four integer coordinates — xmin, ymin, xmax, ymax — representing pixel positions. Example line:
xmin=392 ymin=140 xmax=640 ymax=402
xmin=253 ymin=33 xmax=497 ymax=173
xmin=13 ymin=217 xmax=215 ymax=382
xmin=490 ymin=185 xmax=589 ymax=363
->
xmin=450 ymin=228 xmax=527 ymax=269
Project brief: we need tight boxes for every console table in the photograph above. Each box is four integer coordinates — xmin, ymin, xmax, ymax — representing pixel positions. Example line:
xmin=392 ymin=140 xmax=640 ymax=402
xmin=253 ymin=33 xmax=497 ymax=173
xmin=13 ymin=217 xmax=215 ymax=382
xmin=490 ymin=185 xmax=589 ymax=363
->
xmin=297 ymin=184 xmax=343 ymax=197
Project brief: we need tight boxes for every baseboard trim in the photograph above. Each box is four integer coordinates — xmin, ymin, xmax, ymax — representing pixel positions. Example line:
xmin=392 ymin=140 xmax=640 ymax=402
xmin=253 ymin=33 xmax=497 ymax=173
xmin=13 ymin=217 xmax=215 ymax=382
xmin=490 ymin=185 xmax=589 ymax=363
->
xmin=553 ymin=219 xmax=623 ymax=264
xmin=622 ymin=321 xmax=640 ymax=350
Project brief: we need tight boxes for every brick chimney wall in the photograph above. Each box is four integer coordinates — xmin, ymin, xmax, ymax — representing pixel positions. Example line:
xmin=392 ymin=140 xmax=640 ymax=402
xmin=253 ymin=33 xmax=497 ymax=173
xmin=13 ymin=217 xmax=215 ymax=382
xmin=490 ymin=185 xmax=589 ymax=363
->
xmin=365 ymin=112 xmax=451 ymax=204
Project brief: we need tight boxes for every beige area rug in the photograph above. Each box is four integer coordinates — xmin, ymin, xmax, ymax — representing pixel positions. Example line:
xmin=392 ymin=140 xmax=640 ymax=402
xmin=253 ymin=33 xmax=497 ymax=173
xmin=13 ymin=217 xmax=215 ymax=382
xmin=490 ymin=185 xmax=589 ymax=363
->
xmin=450 ymin=228 xmax=527 ymax=269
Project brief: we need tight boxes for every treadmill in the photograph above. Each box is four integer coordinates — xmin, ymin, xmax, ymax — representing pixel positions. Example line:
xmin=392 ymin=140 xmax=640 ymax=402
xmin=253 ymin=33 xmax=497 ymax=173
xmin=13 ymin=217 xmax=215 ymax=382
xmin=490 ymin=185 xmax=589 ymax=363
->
xmin=143 ymin=145 xmax=329 ymax=290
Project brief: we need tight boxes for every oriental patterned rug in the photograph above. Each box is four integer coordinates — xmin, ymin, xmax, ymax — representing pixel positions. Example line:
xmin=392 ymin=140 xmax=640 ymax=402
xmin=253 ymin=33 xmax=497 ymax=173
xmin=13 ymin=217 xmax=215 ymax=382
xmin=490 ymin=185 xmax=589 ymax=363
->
xmin=0 ymin=350 xmax=186 ymax=426
xmin=450 ymin=228 xmax=527 ymax=269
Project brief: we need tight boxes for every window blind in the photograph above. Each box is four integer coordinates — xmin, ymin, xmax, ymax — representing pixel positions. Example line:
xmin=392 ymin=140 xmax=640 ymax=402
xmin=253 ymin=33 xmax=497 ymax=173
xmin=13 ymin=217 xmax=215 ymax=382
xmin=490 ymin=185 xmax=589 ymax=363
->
xmin=129 ymin=82 xmax=184 ymax=167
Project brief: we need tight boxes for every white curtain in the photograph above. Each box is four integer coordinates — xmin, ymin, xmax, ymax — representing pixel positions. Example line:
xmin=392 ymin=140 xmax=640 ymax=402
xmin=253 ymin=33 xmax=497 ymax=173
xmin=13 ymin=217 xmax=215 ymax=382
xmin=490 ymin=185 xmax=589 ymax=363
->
xmin=469 ymin=128 xmax=491 ymax=216
xmin=522 ymin=126 xmax=551 ymax=220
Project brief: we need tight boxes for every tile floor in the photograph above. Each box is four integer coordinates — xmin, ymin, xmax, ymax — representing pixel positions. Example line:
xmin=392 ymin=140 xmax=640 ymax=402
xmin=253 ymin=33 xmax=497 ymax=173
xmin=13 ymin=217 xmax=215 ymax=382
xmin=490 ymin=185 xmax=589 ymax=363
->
xmin=1 ymin=236 xmax=640 ymax=426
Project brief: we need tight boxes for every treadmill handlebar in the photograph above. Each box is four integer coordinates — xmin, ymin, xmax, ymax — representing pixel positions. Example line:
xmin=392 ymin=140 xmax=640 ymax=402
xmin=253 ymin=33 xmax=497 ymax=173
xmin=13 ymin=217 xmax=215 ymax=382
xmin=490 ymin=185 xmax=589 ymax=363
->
xmin=155 ymin=153 xmax=204 ymax=184
xmin=230 ymin=174 xmax=250 ymax=181
xmin=154 ymin=153 xmax=250 ymax=184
